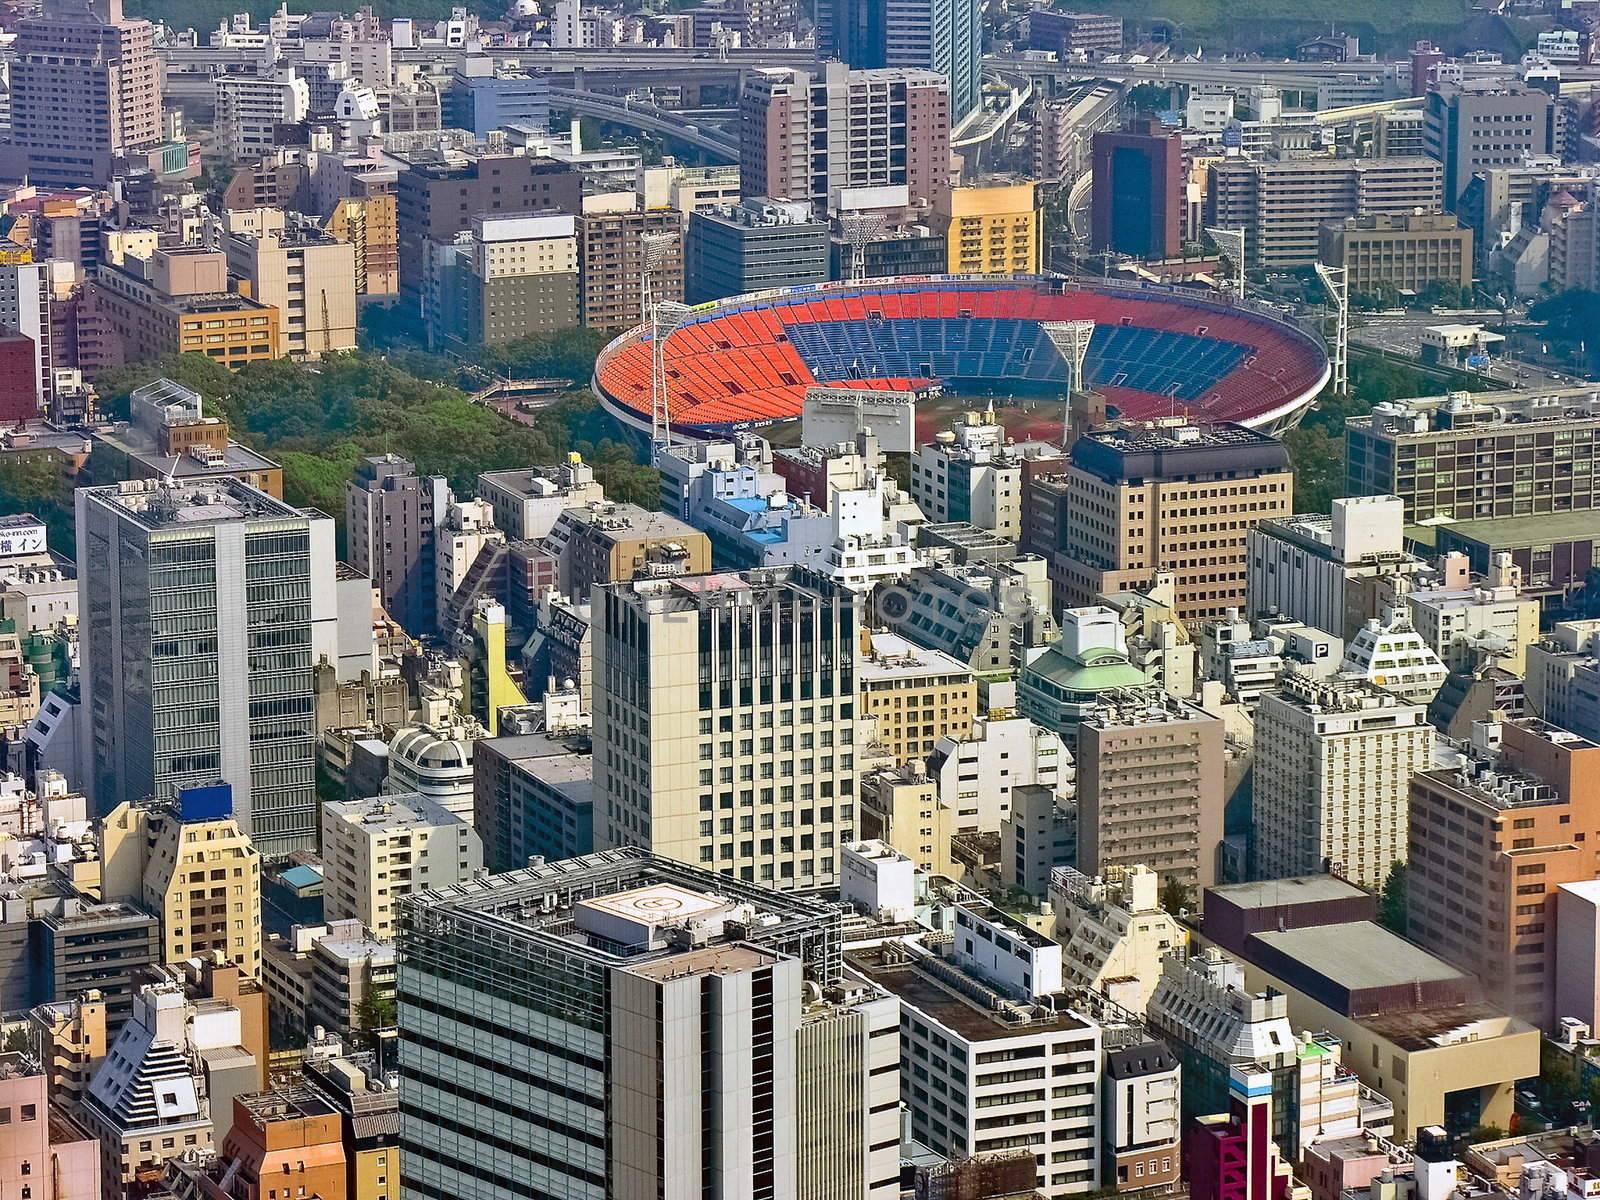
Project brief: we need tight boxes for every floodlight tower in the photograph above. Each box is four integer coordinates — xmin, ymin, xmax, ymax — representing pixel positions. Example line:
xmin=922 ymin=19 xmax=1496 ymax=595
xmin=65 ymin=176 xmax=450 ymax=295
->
xmin=1206 ymin=226 xmax=1247 ymax=302
xmin=1313 ymin=262 xmax=1350 ymax=396
xmin=839 ymin=211 xmax=888 ymax=284
xmin=648 ymin=301 xmax=691 ymax=458
xmin=1042 ymin=319 xmax=1097 ymax=444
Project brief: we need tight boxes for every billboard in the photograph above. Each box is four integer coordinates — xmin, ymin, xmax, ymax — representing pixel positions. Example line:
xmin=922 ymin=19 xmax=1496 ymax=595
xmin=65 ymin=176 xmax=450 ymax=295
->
xmin=802 ymin=386 xmax=918 ymax=454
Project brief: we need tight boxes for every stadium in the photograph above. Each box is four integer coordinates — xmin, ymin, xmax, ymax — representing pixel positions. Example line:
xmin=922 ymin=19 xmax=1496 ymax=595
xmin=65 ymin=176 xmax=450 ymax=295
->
xmin=593 ymin=275 xmax=1332 ymax=442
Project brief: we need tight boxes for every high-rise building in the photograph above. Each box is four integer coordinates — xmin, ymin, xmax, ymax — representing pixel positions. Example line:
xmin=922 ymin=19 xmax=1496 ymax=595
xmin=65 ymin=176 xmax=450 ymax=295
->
xmin=322 ymin=793 xmax=483 ymax=940
xmin=1407 ymin=718 xmax=1600 ymax=1029
xmin=77 ymin=478 xmax=335 ymax=854
xmin=1206 ymin=156 xmax=1444 ymax=268
xmin=685 ymin=200 xmax=832 ymax=304
xmin=434 ymin=211 xmax=579 ymax=347
xmin=857 ymin=631 xmax=977 ymax=767
xmin=1187 ymin=1066 xmax=1300 ymax=1200
xmin=576 ymin=207 xmax=682 ymax=331
xmin=1091 ymin=123 xmax=1183 ymax=260
xmin=1050 ymin=423 xmax=1295 ymax=624
xmin=816 ymin=0 xmax=980 ymax=121
xmin=345 ymin=455 xmax=449 ymax=638
xmin=398 ymin=850 xmax=898 ymax=1200
xmin=214 ymin=67 xmax=310 ymax=162
xmin=1076 ymin=688 xmax=1226 ymax=900
xmin=1253 ymin=672 xmax=1433 ymax=890
xmin=220 ymin=223 xmax=359 ymax=359
xmin=8 ymin=0 xmax=162 ymax=189
xmin=594 ymin=568 xmax=860 ymax=889
xmin=1424 ymin=79 xmax=1557 ymax=210
xmin=473 ymin=725 xmax=596 ymax=872
xmin=740 ymin=63 xmax=950 ymax=218
xmin=0 ymin=262 xmax=53 ymax=412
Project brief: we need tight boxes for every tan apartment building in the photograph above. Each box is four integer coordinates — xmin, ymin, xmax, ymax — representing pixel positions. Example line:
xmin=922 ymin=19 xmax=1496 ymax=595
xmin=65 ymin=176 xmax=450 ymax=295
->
xmin=325 ymin=191 xmax=400 ymax=297
xmin=1076 ymin=687 xmax=1226 ymax=900
xmin=1207 ymin=155 xmax=1445 ymax=268
xmin=1319 ymin=212 xmax=1472 ymax=296
xmin=543 ymin=500 xmax=710 ymax=599
xmin=935 ymin=180 xmax=1039 ymax=275
xmin=199 ymin=1088 xmax=348 ymax=1200
xmin=576 ymin=207 xmax=683 ymax=331
xmin=224 ymin=225 xmax=358 ymax=358
xmin=101 ymin=795 xmax=263 ymax=978
xmin=1407 ymin=718 xmax=1600 ymax=1029
xmin=857 ymin=630 xmax=978 ymax=766
xmin=859 ymin=765 xmax=958 ymax=876
xmin=86 ymin=248 xmax=279 ymax=371
xmin=1051 ymin=422 xmax=1295 ymax=624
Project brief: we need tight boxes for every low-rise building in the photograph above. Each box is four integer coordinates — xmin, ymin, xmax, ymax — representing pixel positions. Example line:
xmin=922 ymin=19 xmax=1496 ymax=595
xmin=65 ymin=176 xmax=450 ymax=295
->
xmin=1003 ymin=783 xmax=1075 ymax=899
xmin=859 ymin=765 xmax=958 ymax=877
xmin=1318 ymin=213 xmax=1472 ymax=296
xmin=472 ymin=727 xmax=595 ymax=873
xmin=1050 ymin=864 xmax=1186 ymax=1014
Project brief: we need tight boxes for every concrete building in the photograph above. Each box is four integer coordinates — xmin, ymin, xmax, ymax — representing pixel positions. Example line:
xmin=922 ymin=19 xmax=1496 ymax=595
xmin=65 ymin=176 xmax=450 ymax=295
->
xmin=816 ymin=0 xmax=981 ymax=121
xmin=1430 ymin=513 xmax=1600 ymax=609
xmin=935 ymin=181 xmax=1039 ymax=274
xmin=847 ymin=901 xmax=1103 ymax=1198
xmin=77 ymin=478 xmax=334 ymax=854
xmin=196 ymin=1087 xmax=348 ymax=1200
xmin=477 ymin=459 xmax=606 ymax=542
xmin=221 ymin=222 xmax=357 ymax=359
xmin=1409 ymin=718 xmax=1600 ymax=1029
xmin=927 ymin=714 xmax=1069 ymax=834
xmin=685 ymin=200 xmax=831 ymax=304
xmin=472 ymin=727 xmax=595 ymax=873
xmin=444 ymin=58 xmax=549 ymax=136
xmin=0 ymin=1051 xmax=99 ymax=1200
xmin=1076 ymin=689 xmax=1225 ymax=901
xmin=437 ymin=211 xmax=579 ymax=346
xmin=1424 ymin=80 xmax=1557 ymax=209
xmin=215 ymin=67 xmax=310 ymax=161
xmin=1002 ymin=782 xmax=1075 ymax=898
xmin=576 ymin=207 xmax=682 ymax=331
xmin=857 ymin=631 xmax=977 ymax=767
xmin=1091 ymin=124 xmax=1184 ymax=261
xmin=1339 ymin=606 xmax=1449 ymax=705
xmin=384 ymin=718 xmax=485 ymax=819
xmin=1052 ymin=423 xmax=1296 ymax=625
xmin=322 ymin=793 xmax=482 ymax=940
xmin=262 ymin=919 xmax=396 ymax=1042
xmin=399 ymin=851 xmax=898 ymax=1200
xmin=1050 ymin=864 xmax=1186 ymax=1014
xmin=1254 ymin=673 xmax=1433 ymax=889
xmin=1028 ymin=9 xmax=1122 ymax=58
xmin=858 ymin=766 xmax=957 ymax=876
xmin=299 ymin=1041 xmax=399 ymax=1200
xmin=346 ymin=455 xmax=448 ymax=639
xmin=1188 ymin=1066 xmax=1300 ymax=1200
xmin=1018 ymin=605 xmax=1154 ymax=735
xmin=1318 ymin=213 xmax=1473 ymax=296
xmin=325 ymin=190 xmax=400 ymax=298
xmin=740 ymin=63 xmax=950 ymax=219
xmin=911 ymin=411 xmax=1061 ymax=541
xmin=100 ymin=784 xmax=262 ymax=977
xmin=542 ymin=501 xmax=711 ymax=598
xmin=1206 ymin=157 xmax=1445 ymax=268
xmin=0 ymin=263 xmax=53 ymax=414
xmin=1102 ymin=1036 xmax=1182 ymax=1196
xmin=1525 ymin=619 xmax=1600 ymax=741
xmin=8 ymin=0 xmax=162 ymax=188
xmin=594 ymin=569 xmax=861 ymax=889
xmin=1407 ymin=556 xmax=1540 ymax=676
xmin=1344 ymin=387 xmax=1600 ymax=523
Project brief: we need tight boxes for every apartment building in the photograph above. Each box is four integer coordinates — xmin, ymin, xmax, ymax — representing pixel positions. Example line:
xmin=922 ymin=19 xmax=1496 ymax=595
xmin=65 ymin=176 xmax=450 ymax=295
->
xmin=1028 ymin=9 xmax=1123 ymax=58
xmin=473 ymin=727 xmax=595 ymax=872
xmin=1407 ymin=555 xmax=1541 ymax=676
xmin=542 ymin=501 xmax=711 ymax=597
xmin=437 ymin=211 xmax=579 ymax=346
xmin=858 ymin=631 xmax=978 ymax=766
xmin=1408 ymin=718 xmax=1600 ymax=1029
xmin=87 ymin=249 xmax=280 ymax=371
xmin=1318 ymin=213 xmax=1473 ymax=296
xmin=223 ymin=223 xmax=358 ymax=358
xmin=859 ymin=766 xmax=958 ymax=875
xmin=1050 ymin=865 xmax=1186 ymax=1013
xmin=1525 ymin=619 xmax=1600 ymax=741
xmin=1206 ymin=156 xmax=1444 ymax=268
xmin=740 ymin=63 xmax=951 ymax=218
xmin=325 ymin=191 xmax=400 ymax=297
xmin=927 ymin=714 xmax=1069 ymax=833
xmin=1253 ymin=672 xmax=1433 ymax=890
xmin=1051 ymin=422 xmax=1296 ymax=624
xmin=399 ymin=852 xmax=899 ymax=1200
xmin=576 ymin=207 xmax=682 ymax=331
xmin=1076 ymin=689 xmax=1226 ymax=899
xmin=911 ymin=411 xmax=1063 ymax=541
xmin=215 ymin=67 xmax=310 ymax=161
xmin=1344 ymin=387 xmax=1600 ymax=522
xmin=935 ymin=181 xmax=1040 ymax=274
xmin=345 ymin=455 xmax=449 ymax=639
xmin=816 ymin=0 xmax=981 ymax=120
xmin=322 ymin=793 xmax=483 ymax=940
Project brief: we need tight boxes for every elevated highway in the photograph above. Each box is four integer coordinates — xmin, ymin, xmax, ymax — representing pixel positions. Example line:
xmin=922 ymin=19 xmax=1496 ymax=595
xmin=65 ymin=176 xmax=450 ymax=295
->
xmin=549 ymin=87 xmax=740 ymax=160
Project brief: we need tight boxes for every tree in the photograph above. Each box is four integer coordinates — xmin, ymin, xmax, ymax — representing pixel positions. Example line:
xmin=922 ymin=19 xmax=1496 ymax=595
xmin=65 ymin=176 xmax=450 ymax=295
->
xmin=1127 ymin=83 xmax=1173 ymax=115
xmin=1159 ymin=876 xmax=1193 ymax=916
xmin=1377 ymin=862 xmax=1407 ymax=935
xmin=2 ymin=1026 xmax=30 ymax=1054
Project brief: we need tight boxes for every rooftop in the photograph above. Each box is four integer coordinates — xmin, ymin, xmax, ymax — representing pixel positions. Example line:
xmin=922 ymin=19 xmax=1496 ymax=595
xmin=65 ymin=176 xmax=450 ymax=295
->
xmin=325 ymin=792 xmax=467 ymax=833
xmin=1208 ymin=875 xmax=1371 ymax=911
xmin=82 ymin=478 xmax=311 ymax=532
xmin=1433 ymin=512 xmax=1600 ymax=548
xmin=1248 ymin=921 xmax=1468 ymax=992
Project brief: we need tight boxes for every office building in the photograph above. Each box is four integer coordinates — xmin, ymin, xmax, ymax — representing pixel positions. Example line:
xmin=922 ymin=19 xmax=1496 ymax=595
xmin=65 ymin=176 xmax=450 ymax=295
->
xmin=857 ymin=631 xmax=977 ymax=766
xmin=1318 ymin=213 xmax=1473 ymax=296
xmin=576 ymin=207 xmax=682 ymax=331
xmin=1091 ymin=124 xmax=1184 ymax=260
xmin=1102 ymin=1037 xmax=1182 ymax=1196
xmin=30 ymin=901 xmax=159 ymax=1034
xmin=398 ymin=850 xmax=898 ymax=1200
xmin=1206 ymin=156 xmax=1444 ymax=268
xmin=195 ymin=1088 xmax=348 ymax=1200
xmin=1002 ymin=782 xmax=1075 ymax=898
xmin=1424 ymin=80 xmax=1557 ymax=209
xmin=0 ymin=1051 xmax=99 ymax=1200
xmin=1254 ymin=673 xmax=1433 ymax=890
xmin=828 ymin=222 xmax=948 ymax=280
xmin=927 ymin=713 xmax=1069 ymax=833
xmin=384 ymin=718 xmax=485 ymax=819
xmin=542 ymin=501 xmax=712 ymax=598
xmin=100 ymin=783 xmax=263 ymax=977
xmin=1407 ymin=555 xmax=1540 ymax=676
xmin=911 ymin=411 xmax=1063 ymax=541
xmin=325 ymin=191 xmax=401 ymax=297
xmin=935 ymin=181 xmax=1040 ymax=274
xmin=1051 ymin=423 xmax=1295 ymax=624
xmin=78 ymin=478 xmax=334 ymax=854
xmin=262 ymin=919 xmax=397 ymax=1043
xmin=215 ymin=67 xmax=309 ymax=161
xmin=741 ymin=64 xmax=950 ymax=218
xmin=437 ymin=211 xmax=579 ymax=346
xmin=1340 ymin=606 xmax=1449 ymax=705
xmin=322 ymin=793 xmax=483 ymax=940
xmin=847 ymin=900 xmax=1102 ymax=1198
xmin=0 ymin=262 xmax=53 ymax=413
xmin=444 ymin=57 xmax=549 ymax=135
xmin=1028 ymin=9 xmax=1122 ymax=58
xmin=1408 ymin=718 xmax=1600 ymax=1029
xmin=299 ymin=1041 xmax=400 ymax=1200
xmin=1076 ymin=689 xmax=1225 ymax=900
xmin=477 ymin=460 xmax=606 ymax=542
xmin=685 ymin=200 xmax=831 ymax=304
xmin=594 ymin=569 xmax=860 ymax=889
xmin=859 ymin=766 xmax=957 ymax=875
xmin=815 ymin=0 xmax=980 ymax=121
xmin=8 ymin=0 xmax=161 ymax=188
xmin=221 ymin=223 xmax=359 ymax=359
xmin=473 ymin=726 xmax=595 ymax=873
xmin=1344 ymin=387 xmax=1600 ymax=522
xmin=346 ymin=455 xmax=449 ymax=638
xmin=1525 ymin=619 xmax=1600 ymax=742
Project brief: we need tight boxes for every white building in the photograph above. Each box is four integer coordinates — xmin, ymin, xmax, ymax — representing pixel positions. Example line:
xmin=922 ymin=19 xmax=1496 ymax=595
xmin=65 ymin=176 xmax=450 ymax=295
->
xmin=216 ymin=67 xmax=311 ymax=160
xmin=1406 ymin=554 xmax=1540 ymax=676
xmin=1339 ymin=606 xmax=1449 ymax=705
xmin=927 ymin=714 xmax=1070 ymax=833
xmin=0 ymin=262 xmax=51 ymax=410
xmin=435 ymin=497 xmax=504 ymax=626
xmin=1199 ymin=611 xmax=1285 ymax=708
xmin=839 ymin=839 xmax=917 ymax=923
xmin=477 ymin=458 xmax=606 ymax=542
xmin=321 ymin=792 xmax=483 ymax=939
xmin=384 ymin=717 xmax=486 ymax=819
xmin=1253 ymin=671 xmax=1433 ymax=889
xmin=909 ymin=410 xmax=1061 ymax=541
xmin=1525 ymin=619 xmax=1600 ymax=742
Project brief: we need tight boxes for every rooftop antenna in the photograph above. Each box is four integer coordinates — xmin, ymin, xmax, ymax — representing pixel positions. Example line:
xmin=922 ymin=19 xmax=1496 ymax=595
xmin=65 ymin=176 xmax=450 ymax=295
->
xmin=1205 ymin=226 xmax=1246 ymax=302
xmin=1313 ymin=262 xmax=1350 ymax=395
xmin=1041 ymin=319 xmax=1096 ymax=445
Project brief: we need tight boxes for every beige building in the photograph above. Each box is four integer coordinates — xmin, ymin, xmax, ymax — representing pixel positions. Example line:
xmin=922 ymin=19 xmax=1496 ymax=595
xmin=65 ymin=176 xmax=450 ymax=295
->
xmin=859 ymin=765 xmax=958 ymax=876
xmin=543 ymin=500 xmax=712 ymax=599
xmin=325 ymin=190 xmax=400 ymax=297
xmin=1050 ymin=864 xmax=1186 ymax=1014
xmin=576 ymin=207 xmax=683 ymax=331
xmin=1406 ymin=555 xmax=1540 ymax=677
xmin=1253 ymin=672 xmax=1433 ymax=890
xmin=1318 ymin=212 xmax=1472 ymax=296
xmin=935 ymin=180 xmax=1039 ymax=275
xmin=1052 ymin=422 xmax=1295 ymax=625
xmin=223 ymin=222 xmax=358 ymax=358
xmin=321 ymin=793 xmax=484 ymax=940
xmin=857 ymin=631 xmax=977 ymax=767
xmin=29 ymin=991 xmax=108 ymax=1112
xmin=593 ymin=569 xmax=861 ymax=889
xmin=1076 ymin=688 xmax=1225 ymax=901
xmin=101 ymin=796 xmax=263 ymax=977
